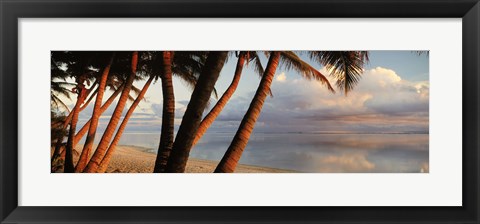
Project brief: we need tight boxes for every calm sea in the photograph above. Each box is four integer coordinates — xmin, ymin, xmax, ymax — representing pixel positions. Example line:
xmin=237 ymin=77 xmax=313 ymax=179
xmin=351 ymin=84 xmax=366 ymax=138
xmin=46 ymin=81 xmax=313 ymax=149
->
xmin=105 ymin=132 xmax=429 ymax=173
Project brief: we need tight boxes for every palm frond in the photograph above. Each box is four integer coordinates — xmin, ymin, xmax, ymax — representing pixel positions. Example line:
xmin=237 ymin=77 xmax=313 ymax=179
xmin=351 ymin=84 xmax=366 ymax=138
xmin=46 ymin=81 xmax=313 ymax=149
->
xmin=127 ymin=94 xmax=136 ymax=103
xmin=106 ymin=76 xmax=123 ymax=89
xmin=52 ymin=81 xmax=77 ymax=87
xmin=212 ymin=87 xmax=218 ymax=99
xmin=51 ymin=86 xmax=73 ymax=100
xmin=51 ymin=94 xmax=71 ymax=113
xmin=310 ymin=51 xmax=368 ymax=95
xmin=251 ymin=52 xmax=265 ymax=76
xmin=130 ymin=84 xmax=141 ymax=97
xmin=51 ymin=81 xmax=75 ymax=100
xmin=281 ymin=51 xmax=334 ymax=93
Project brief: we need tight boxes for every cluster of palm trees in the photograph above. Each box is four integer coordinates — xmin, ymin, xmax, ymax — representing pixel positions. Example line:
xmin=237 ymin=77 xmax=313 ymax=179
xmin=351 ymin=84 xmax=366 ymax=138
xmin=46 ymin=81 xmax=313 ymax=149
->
xmin=51 ymin=51 xmax=369 ymax=173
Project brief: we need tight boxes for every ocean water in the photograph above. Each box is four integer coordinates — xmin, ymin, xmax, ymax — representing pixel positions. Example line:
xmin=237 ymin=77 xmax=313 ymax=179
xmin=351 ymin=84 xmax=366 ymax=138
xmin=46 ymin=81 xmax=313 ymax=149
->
xmin=112 ymin=132 xmax=428 ymax=173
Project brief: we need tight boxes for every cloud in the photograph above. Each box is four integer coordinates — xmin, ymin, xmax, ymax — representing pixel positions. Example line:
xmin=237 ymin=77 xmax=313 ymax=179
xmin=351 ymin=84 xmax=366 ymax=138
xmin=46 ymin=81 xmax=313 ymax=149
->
xmin=275 ymin=72 xmax=287 ymax=82
xmin=212 ymin=66 xmax=429 ymax=133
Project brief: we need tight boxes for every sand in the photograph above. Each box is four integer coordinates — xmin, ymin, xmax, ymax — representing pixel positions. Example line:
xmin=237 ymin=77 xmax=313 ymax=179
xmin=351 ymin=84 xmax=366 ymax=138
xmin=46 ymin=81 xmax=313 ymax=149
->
xmin=57 ymin=145 xmax=295 ymax=173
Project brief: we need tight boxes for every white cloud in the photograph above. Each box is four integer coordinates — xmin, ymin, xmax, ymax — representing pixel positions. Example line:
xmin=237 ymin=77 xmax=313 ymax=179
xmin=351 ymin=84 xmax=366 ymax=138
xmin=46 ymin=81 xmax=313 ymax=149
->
xmin=275 ymin=72 xmax=287 ymax=82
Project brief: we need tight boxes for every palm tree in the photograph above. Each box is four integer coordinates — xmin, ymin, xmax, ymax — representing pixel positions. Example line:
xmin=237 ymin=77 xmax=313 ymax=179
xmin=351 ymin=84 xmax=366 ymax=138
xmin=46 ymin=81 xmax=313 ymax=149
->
xmin=64 ymin=74 xmax=89 ymax=173
xmin=96 ymin=75 xmax=155 ymax=172
xmin=192 ymin=51 xmax=264 ymax=146
xmin=83 ymin=51 xmax=139 ymax=173
xmin=165 ymin=51 xmax=229 ymax=173
xmin=214 ymin=51 xmax=367 ymax=173
xmin=153 ymin=51 xmax=176 ymax=173
xmin=53 ymin=79 xmax=126 ymax=163
xmin=153 ymin=51 xmax=208 ymax=173
xmin=75 ymin=54 xmax=115 ymax=172
xmin=51 ymin=51 xmax=153 ymax=172
xmin=51 ymin=52 xmax=127 ymax=168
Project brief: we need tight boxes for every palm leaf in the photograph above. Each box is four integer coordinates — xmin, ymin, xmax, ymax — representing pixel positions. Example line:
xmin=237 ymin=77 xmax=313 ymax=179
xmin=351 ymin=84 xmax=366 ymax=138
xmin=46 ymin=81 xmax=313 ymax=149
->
xmin=130 ymin=84 xmax=141 ymax=97
xmin=309 ymin=51 xmax=368 ymax=95
xmin=251 ymin=52 xmax=265 ymax=76
xmin=51 ymin=94 xmax=71 ymax=113
xmin=280 ymin=51 xmax=335 ymax=93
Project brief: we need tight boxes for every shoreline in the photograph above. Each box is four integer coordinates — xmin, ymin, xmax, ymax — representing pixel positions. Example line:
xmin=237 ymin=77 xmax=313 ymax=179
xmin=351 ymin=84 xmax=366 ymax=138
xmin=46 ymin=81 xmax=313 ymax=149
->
xmin=58 ymin=145 xmax=297 ymax=173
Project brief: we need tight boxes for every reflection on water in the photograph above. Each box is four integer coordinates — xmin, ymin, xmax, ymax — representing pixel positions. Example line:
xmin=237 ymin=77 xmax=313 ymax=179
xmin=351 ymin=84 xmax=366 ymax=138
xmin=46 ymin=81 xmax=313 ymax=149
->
xmin=98 ymin=132 xmax=429 ymax=173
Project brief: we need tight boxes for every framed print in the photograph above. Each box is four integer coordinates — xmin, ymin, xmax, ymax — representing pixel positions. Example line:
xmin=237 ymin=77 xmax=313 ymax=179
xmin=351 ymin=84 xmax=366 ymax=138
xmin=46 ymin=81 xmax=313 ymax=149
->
xmin=1 ymin=0 xmax=479 ymax=223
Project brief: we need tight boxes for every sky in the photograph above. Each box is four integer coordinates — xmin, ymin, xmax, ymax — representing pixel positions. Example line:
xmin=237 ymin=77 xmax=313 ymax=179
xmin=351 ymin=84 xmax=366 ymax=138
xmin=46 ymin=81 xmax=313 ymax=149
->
xmin=67 ymin=51 xmax=429 ymax=135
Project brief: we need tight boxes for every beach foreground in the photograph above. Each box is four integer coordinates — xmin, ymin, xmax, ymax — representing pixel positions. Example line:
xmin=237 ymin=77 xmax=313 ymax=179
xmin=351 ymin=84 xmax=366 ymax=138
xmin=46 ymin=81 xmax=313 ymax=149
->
xmin=55 ymin=145 xmax=294 ymax=173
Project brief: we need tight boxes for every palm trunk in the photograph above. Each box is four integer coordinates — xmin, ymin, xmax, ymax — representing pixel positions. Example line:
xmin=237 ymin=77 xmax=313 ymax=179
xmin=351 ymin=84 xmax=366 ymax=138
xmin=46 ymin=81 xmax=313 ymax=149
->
xmin=165 ymin=51 xmax=228 ymax=173
xmin=153 ymin=51 xmax=175 ymax=173
xmin=75 ymin=56 xmax=114 ymax=172
xmin=72 ymin=84 xmax=123 ymax=147
xmin=83 ymin=52 xmax=138 ymax=173
xmin=192 ymin=52 xmax=246 ymax=146
xmin=79 ymin=84 xmax=99 ymax=111
xmin=96 ymin=76 xmax=154 ymax=173
xmin=64 ymin=84 xmax=88 ymax=173
xmin=214 ymin=51 xmax=280 ymax=173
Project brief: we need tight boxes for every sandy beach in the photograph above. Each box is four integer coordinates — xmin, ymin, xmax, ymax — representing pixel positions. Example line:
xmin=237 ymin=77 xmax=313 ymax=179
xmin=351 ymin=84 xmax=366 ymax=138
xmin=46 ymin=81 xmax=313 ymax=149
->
xmin=55 ymin=145 xmax=295 ymax=173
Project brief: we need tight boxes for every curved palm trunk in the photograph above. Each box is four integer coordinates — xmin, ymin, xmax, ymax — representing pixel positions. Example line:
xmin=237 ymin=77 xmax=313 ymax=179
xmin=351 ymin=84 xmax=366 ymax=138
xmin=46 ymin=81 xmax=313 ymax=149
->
xmin=165 ymin=51 xmax=228 ymax=173
xmin=214 ymin=51 xmax=281 ymax=173
xmin=192 ymin=52 xmax=246 ymax=146
xmin=96 ymin=76 xmax=154 ymax=173
xmin=64 ymin=85 xmax=88 ymax=173
xmin=83 ymin=52 xmax=138 ymax=173
xmin=75 ymin=56 xmax=114 ymax=172
xmin=72 ymin=85 xmax=123 ymax=147
xmin=154 ymin=51 xmax=175 ymax=173
xmin=79 ymin=84 xmax=99 ymax=111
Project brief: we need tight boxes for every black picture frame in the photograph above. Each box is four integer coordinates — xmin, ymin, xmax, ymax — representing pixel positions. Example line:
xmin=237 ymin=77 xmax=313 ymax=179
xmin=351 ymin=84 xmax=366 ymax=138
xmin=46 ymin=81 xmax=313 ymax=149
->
xmin=1 ymin=0 xmax=479 ymax=223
